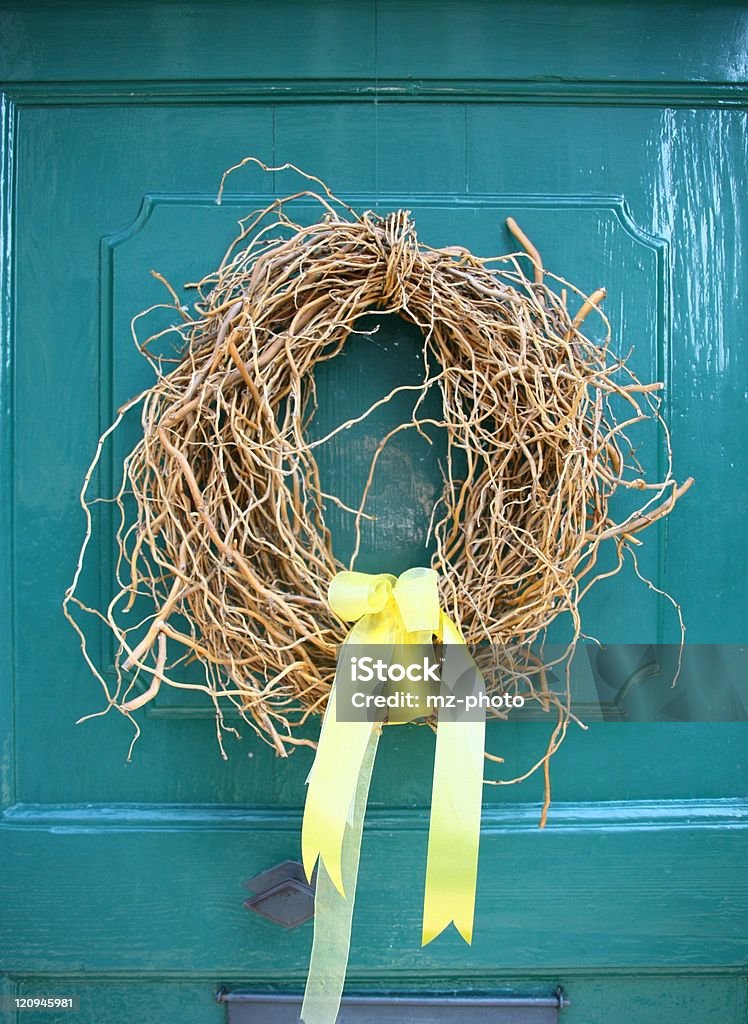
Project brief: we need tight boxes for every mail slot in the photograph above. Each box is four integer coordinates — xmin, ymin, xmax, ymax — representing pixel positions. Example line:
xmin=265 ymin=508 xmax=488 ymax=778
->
xmin=217 ymin=991 xmax=568 ymax=1023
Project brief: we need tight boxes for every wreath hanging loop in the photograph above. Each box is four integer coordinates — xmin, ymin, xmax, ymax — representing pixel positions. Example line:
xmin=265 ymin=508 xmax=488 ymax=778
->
xmin=64 ymin=159 xmax=691 ymax=774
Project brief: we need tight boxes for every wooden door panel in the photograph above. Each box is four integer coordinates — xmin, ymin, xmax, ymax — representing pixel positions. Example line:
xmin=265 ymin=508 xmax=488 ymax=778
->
xmin=7 ymin=110 xmax=745 ymax=803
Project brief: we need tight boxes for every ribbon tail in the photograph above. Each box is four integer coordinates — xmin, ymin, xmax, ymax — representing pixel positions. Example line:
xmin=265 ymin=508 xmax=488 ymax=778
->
xmin=301 ymin=724 xmax=380 ymax=1024
xmin=302 ymin=671 xmax=377 ymax=894
xmin=302 ymin=605 xmax=394 ymax=894
xmin=422 ymin=616 xmax=486 ymax=945
xmin=301 ymin=602 xmax=396 ymax=1024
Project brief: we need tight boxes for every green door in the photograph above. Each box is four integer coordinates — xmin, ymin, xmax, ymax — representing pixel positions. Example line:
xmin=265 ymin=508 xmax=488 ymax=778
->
xmin=1 ymin=3 xmax=746 ymax=1022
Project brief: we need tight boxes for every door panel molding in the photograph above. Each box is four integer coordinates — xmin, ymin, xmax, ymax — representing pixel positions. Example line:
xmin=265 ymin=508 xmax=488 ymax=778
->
xmin=0 ymin=92 xmax=17 ymax=813
xmin=2 ymin=81 xmax=748 ymax=108
xmin=3 ymin=796 xmax=746 ymax=831
xmin=98 ymin=190 xmax=668 ymax=715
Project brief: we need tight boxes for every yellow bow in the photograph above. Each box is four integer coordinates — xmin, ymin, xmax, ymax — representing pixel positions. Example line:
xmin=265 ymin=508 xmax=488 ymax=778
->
xmin=300 ymin=568 xmax=486 ymax=1024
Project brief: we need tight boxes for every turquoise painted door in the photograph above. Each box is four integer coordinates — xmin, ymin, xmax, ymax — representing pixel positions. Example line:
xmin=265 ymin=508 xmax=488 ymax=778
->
xmin=1 ymin=3 xmax=747 ymax=1022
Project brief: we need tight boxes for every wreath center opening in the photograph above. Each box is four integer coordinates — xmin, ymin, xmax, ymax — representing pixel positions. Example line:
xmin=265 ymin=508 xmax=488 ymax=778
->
xmin=309 ymin=311 xmax=451 ymax=576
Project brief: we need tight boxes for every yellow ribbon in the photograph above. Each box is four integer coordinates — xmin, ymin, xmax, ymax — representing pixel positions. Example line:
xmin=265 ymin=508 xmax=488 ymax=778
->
xmin=301 ymin=568 xmax=486 ymax=1024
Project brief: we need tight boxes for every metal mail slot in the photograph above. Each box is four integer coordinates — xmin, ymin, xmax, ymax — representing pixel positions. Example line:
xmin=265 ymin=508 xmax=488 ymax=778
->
xmin=218 ymin=991 xmax=567 ymax=1023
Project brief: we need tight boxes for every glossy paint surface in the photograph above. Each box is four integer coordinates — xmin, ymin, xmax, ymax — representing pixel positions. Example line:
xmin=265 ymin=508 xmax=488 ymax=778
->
xmin=0 ymin=2 xmax=747 ymax=1022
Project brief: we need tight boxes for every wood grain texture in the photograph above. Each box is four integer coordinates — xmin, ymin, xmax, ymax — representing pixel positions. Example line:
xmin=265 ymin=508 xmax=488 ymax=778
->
xmin=0 ymin=1 xmax=746 ymax=85
xmin=2 ymin=801 xmax=747 ymax=975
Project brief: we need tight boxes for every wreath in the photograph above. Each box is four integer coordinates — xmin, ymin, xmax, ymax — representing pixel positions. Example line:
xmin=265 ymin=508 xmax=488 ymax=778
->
xmin=64 ymin=160 xmax=691 ymax=1022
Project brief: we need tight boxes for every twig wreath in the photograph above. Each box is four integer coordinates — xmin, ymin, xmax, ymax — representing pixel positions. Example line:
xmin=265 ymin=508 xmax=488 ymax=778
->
xmin=65 ymin=159 xmax=692 ymax=806
xmin=65 ymin=159 xmax=695 ymax=1024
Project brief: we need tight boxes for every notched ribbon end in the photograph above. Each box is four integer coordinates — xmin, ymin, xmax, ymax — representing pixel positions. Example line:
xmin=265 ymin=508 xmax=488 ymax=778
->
xmin=421 ymin=916 xmax=474 ymax=947
xmin=302 ymin=842 xmax=347 ymax=898
xmin=302 ymin=848 xmax=318 ymax=886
